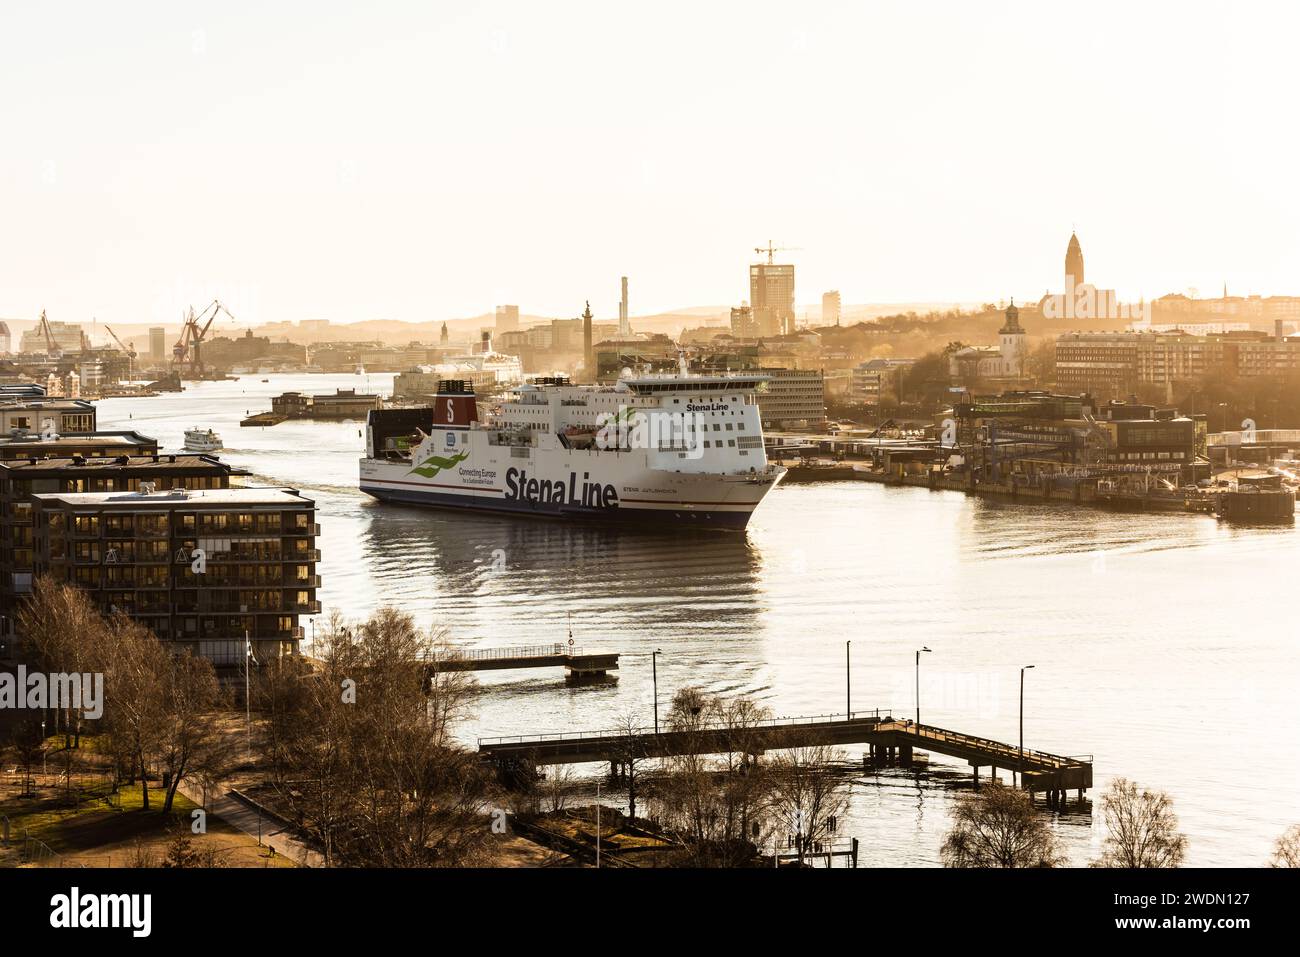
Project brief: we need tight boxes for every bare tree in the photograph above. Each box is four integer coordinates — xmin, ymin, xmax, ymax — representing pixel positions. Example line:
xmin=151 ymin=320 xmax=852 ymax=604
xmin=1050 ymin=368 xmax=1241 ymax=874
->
xmin=17 ymin=577 xmax=106 ymax=748
xmin=1269 ymin=824 xmax=1300 ymax=867
xmin=157 ymin=652 xmax=231 ymax=813
xmin=98 ymin=616 xmax=169 ymax=810
xmin=941 ymin=783 xmax=1066 ymax=868
xmin=1092 ymin=778 xmax=1187 ymax=868
xmin=649 ymin=687 xmax=775 ymax=866
xmin=257 ymin=607 xmax=493 ymax=866
xmin=769 ymin=743 xmax=850 ymax=864
xmin=609 ymin=709 xmax=651 ymax=821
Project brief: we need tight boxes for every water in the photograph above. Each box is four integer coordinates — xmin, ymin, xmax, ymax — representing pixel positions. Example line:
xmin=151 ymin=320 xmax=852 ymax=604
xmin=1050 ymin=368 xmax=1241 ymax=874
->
xmin=98 ymin=373 xmax=1300 ymax=867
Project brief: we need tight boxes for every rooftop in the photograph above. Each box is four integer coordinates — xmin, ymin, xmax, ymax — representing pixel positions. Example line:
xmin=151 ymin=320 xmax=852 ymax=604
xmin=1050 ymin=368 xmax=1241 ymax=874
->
xmin=0 ymin=453 xmax=247 ymax=474
xmin=31 ymin=487 xmax=312 ymax=508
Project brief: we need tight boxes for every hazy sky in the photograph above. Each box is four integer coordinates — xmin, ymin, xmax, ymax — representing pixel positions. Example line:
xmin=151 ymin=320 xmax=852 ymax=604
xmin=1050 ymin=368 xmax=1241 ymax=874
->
xmin=2 ymin=1 xmax=1297 ymax=327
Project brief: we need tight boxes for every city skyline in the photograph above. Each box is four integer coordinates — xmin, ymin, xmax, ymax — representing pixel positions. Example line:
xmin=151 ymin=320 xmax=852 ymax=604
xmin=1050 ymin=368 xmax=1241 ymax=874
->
xmin=2 ymin=2 xmax=1298 ymax=326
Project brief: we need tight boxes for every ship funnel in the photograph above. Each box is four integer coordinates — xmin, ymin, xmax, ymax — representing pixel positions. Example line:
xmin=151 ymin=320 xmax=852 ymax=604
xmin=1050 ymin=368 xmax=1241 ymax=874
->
xmin=434 ymin=380 xmax=478 ymax=427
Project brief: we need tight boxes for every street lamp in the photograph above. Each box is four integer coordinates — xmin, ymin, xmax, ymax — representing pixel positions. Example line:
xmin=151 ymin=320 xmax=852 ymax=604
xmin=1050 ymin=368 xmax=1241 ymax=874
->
xmin=652 ymin=649 xmax=662 ymax=735
xmin=915 ymin=647 xmax=931 ymax=725
xmin=1018 ymin=665 xmax=1035 ymax=787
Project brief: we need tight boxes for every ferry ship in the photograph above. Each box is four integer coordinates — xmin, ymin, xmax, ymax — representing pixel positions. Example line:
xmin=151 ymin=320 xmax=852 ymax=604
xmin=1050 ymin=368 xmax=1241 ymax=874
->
xmin=360 ymin=370 xmax=785 ymax=529
xmin=183 ymin=427 xmax=224 ymax=452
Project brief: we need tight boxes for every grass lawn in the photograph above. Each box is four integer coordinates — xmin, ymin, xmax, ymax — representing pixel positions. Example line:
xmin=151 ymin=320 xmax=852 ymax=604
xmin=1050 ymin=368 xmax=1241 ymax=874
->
xmin=1 ymin=780 xmax=295 ymax=868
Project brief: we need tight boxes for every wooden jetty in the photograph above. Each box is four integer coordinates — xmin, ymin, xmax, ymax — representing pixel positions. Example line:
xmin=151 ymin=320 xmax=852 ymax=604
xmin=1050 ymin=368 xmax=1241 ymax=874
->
xmin=479 ymin=712 xmax=1092 ymax=807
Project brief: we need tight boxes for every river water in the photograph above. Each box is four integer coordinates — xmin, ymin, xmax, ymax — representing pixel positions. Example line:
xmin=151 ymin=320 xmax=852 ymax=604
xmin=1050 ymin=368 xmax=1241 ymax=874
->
xmin=98 ymin=373 xmax=1300 ymax=867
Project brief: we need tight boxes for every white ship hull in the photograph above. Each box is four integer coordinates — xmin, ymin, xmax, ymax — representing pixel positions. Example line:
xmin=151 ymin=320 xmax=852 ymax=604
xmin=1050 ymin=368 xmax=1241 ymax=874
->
xmin=360 ymin=371 xmax=786 ymax=530
xmin=361 ymin=446 xmax=781 ymax=529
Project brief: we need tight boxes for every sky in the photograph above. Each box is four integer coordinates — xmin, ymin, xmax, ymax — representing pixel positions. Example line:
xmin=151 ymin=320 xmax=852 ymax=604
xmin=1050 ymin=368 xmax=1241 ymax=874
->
xmin=1 ymin=1 xmax=1297 ymax=327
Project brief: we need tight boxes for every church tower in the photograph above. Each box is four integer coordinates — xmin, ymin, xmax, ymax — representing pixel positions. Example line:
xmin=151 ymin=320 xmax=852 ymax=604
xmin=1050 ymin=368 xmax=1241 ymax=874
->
xmin=439 ymin=321 xmax=449 ymax=346
xmin=1065 ymin=231 xmax=1085 ymax=288
xmin=999 ymin=299 xmax=1026 ymax=376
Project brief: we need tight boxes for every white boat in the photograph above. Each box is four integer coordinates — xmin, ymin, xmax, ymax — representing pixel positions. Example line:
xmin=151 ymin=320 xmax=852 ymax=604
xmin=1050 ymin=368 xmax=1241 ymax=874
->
xmin=184 ymin=428 xmax=224 ymax=452
xmin=360 ymin=367 xmax=785 ymax=530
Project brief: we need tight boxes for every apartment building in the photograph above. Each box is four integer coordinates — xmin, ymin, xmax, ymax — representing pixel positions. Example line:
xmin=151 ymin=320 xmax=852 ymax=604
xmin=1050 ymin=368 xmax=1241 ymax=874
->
xmin=28 ymin=486 xmax=319 ymax=663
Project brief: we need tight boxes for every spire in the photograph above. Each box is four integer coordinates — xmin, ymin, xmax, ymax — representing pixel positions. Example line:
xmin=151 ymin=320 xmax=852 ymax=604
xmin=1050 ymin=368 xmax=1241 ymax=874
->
xmin=1065 ymin=231 xmax=1085 ymax=288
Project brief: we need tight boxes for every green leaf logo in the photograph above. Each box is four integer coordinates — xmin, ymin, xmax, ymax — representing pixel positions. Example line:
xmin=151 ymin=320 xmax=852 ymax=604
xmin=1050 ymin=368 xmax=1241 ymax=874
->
xmin=408 ymin=449 xmax=470 ymax=478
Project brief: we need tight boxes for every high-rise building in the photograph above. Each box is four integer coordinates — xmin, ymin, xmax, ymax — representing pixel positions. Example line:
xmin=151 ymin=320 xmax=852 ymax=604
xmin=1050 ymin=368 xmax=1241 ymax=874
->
xmin=750 ymin=262 xmax=795 ymax=337
xmin=0 ymin=321 xmax=11 ymax=354
xmin=822 ymin=290 xmax=841 ymax=326
xmin=495 ymin=305 xmax=520 ymax=333
xmin=1065 ymin=231 xmax=1085 ymax=288
xmin=149 ymin=327 xmax=167 ymax=362
xmin=618 ymin=276 xmax=630 ymax=337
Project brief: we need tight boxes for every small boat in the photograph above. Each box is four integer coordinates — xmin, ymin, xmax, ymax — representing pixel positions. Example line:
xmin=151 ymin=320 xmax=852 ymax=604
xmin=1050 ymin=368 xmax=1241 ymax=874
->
xmin=184 ymin=428 xmax=224 ymax=452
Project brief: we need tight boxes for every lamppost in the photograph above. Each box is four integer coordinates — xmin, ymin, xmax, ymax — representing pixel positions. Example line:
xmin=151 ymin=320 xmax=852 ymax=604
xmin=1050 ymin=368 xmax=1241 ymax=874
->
xmin=652 ymin=649 xmax=662 ymax=735
xmin=915 ymin=647 xmax=931 ymax=724
xmin=846 ymin=640 xmax=851 ymax=718
xmin=1018 ymin=665 xmax=1035 ymax=787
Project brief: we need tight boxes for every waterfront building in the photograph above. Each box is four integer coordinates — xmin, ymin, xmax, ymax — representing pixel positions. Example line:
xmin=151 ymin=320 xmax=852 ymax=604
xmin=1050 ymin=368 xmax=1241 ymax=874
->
xmin=954 ymin=390 xmax=1203 ymax=483
xmin=0 ymin=430 xmax=158 ymax=462
xmin=0 ymin=320 xmax=10 ymax=354
xmin=270 ymin=389 xmax=382 ymax=419
xmin=0 ymin=453 xmax=248 ymax=637
xmin=0 ymin=396 xmax=97 ymax=435
xmin=28 ymin=486 xmax=318 ymax=663
xmin=757 ymin=368 xmax=826 ymax=429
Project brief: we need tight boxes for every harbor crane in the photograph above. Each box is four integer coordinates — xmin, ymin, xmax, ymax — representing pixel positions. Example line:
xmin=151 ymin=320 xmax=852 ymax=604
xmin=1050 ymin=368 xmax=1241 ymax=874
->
xmin=104 ymin=324 xmax=136 ymax=358
xmin=34 ymin=309 xmax=61 ymax=357
xmin=172 ymin=299 xmax=235 ymax=375
xmin=104 ymin=323 xmax=137 ymax=379
xmin=753 ymin=241 xmax=803 ymax=264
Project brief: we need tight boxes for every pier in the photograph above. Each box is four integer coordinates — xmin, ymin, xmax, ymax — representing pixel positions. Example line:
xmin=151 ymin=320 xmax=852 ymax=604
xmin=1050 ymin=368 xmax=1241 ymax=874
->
xmin=427 ymin=643 xmax=618 ymax=684
xmin=479 ymin=712 xmax=1092 ymax=804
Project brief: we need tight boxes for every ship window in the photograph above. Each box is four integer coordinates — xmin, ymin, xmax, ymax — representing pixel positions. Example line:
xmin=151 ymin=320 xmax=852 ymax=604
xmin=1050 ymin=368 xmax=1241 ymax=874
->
xmin=703 ymin=441 xmax=711 ymax=449
xmin=728 ymin=439 xmax=736 ymax=447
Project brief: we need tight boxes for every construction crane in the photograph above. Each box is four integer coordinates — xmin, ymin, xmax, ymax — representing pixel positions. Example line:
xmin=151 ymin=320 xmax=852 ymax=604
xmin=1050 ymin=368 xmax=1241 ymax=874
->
xmin=34 ymin=309 xmax=60 ymax=357
xmin=104 ymin=324 xmax=136 ymax=358
xmin=104 ymin=323 xmax=137 ymax=379
xmin=753 ymin=241 xmax=803 ymax=264
xmin=172 ymin=299 xmax=235 ymax=375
